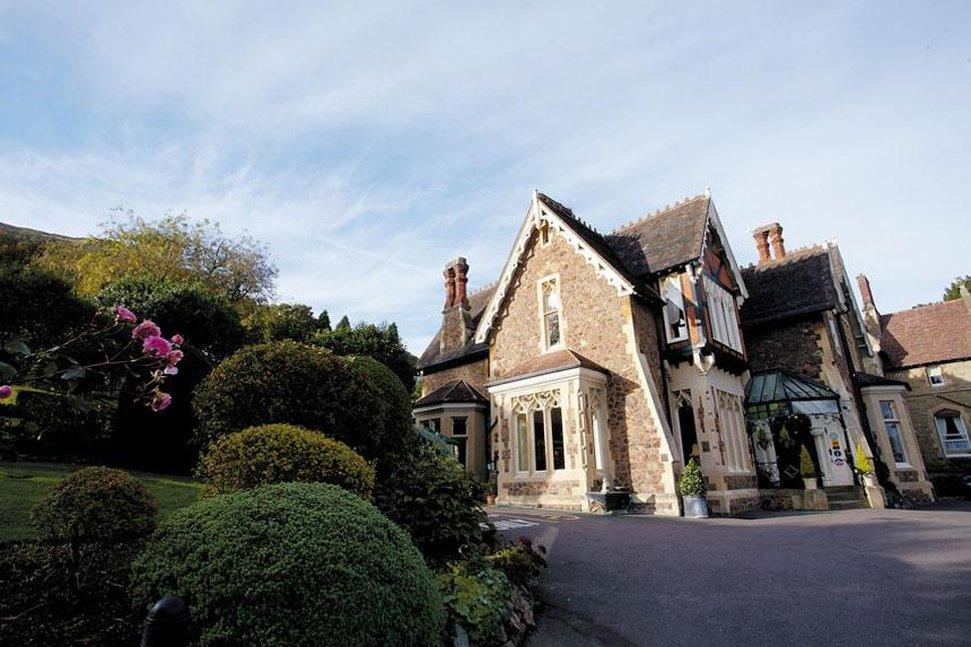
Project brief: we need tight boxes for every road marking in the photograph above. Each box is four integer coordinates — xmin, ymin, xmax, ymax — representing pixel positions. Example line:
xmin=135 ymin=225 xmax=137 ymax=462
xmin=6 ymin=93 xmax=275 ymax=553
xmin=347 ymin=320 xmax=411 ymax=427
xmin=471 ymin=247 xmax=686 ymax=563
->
xmin=488 ymin=517 xmax=539 ymax=531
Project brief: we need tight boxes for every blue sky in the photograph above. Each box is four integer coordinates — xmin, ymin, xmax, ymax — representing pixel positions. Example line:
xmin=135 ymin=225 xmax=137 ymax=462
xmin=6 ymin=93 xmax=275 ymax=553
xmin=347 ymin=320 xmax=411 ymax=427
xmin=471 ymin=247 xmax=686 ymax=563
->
xmin=1 ymin=1 xmax=968 ymax=353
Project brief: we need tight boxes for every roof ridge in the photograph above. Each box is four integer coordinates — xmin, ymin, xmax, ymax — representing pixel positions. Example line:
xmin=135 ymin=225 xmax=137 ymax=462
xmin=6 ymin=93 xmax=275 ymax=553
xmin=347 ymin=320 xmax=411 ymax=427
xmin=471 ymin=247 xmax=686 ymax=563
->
xmin=468 ymin=281 xmax=498 ymax=297
xmin=610 ymin=192 xmax=709 ymax=234
xmin=741 ymin=244 xmax=827 ymax=271
xmin=886 ymin=299 xmax=965 ymax=316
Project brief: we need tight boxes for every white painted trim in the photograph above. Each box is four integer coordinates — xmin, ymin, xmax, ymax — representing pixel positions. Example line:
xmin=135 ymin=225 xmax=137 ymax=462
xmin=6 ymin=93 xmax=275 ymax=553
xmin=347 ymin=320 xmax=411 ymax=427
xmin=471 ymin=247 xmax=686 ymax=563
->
xmin=858 ymin=385 xmax=908 ymax=394
xmin=488 ymin=366 xmax=607 ymax=396
xmin=474 ymin=193 xmax=636 ymax=344
xmin=705 ymin=200 xmax=749 ymax=300
xmin=413 ymin=402 xmax=488 ymax=415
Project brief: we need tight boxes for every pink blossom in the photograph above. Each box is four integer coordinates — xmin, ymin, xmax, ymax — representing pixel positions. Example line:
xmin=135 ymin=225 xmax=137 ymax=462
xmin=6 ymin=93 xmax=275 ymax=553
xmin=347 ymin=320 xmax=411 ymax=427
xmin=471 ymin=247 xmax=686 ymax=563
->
xmin=150 ymin=391 xmax=172 ymax=412
xmin=143 ymin=336 xmax=172 ymax=357
xmin=166 ymin=349 xmax=183 ymax=367
xmin=0 ymin=385 xmax=12 ymax=400
xmin=163 ymin=365 xmax=179 ymax=376
xmin=114 ymin=305 xmax=136 ymax=323
xmin=132 ymin=320 xmax=161 ymax=340
xmin=171 ymin=334 xmax=184 ymax=345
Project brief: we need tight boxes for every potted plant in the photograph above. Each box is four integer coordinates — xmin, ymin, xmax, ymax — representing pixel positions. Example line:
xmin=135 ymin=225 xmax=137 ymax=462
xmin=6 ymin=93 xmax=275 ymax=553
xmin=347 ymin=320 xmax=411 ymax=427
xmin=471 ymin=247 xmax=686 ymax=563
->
xmin=800 ymin=445 xmax=818 ymax=490
xmin=853 ymin=444 xmax=877 ymax=487
xmin=679 ymin=458 xmax=708 ymax=518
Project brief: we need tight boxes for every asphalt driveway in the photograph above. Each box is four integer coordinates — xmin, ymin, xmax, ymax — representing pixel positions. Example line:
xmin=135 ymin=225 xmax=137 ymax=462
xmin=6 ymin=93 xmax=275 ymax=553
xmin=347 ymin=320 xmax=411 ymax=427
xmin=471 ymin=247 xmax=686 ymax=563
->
xmin=490 ymin=502 xmax=971 ymax=646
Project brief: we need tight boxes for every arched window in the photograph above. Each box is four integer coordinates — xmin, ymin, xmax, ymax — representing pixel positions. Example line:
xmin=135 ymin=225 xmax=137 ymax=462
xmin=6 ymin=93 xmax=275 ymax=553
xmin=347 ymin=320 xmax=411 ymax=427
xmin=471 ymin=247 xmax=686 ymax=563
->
xmin=512 ymin=390 xmax=566 ymax=472
xmin=935 ymin=410 xmax=970 ymax=456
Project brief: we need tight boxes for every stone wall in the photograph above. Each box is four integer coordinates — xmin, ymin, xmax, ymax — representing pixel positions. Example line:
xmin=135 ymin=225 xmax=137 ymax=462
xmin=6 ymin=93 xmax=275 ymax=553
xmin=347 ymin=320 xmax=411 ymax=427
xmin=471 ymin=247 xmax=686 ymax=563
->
xmin=489 ymin=227 xmax=675 ymax=512
xmin=745 ymin=316 xmax=824 ymax=378
xmin=886 ymin=359 xmax=971 ymax=474
xmin=420 ymin=357 xmax=489 ymax=396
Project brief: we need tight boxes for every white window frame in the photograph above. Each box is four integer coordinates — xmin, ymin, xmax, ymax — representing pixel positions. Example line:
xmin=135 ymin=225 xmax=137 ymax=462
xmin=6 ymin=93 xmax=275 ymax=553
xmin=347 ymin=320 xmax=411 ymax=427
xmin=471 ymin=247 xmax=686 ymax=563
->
xmin=926 ymin=366 xmax=945 ymax=388
xmin=661 ymin=274 xmax=689 ymax=343
xmin=935 ymin=410 xmax=971 ymax=457
xmin=879 ymin=400 xmax=909 ymax=466
xmin=537 ymin=274 xmax=564 ymax=352
xmin=703 ymin=275 xmax=742 ymax=352
xmin=511 ymin=389 xmax=566 ymax=474
xmin=715 ymin=389 xmax=751 ymax=472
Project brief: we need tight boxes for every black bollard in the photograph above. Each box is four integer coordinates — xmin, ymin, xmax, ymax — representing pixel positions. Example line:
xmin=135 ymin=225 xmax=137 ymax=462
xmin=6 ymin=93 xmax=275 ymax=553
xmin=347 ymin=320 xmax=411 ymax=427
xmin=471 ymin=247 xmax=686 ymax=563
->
xmin=141 ymin=595 xmax=189 ymax=647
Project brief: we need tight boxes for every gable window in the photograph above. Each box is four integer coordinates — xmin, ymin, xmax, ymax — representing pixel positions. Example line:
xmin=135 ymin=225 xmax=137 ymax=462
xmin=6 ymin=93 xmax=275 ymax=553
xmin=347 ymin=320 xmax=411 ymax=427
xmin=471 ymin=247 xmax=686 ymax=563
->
xmin=539 ymin=221 xmax=551 ymax=247
xmin=935 ymin=410 xmax=971 ymax=456
xmin=703 ymin=275 xmax=742 ymax=352
xmin=662 ymin=275 xmax=688 ymax=343
xmin=512 ymin=389 xmax=566 ymax=473
xmin=879 ymin=400 xmax=908 ymax=465
xmin=539 ymin=276 xmax=562 ymax=350
xmin=926 ymin=366 xmax=945 ymax=387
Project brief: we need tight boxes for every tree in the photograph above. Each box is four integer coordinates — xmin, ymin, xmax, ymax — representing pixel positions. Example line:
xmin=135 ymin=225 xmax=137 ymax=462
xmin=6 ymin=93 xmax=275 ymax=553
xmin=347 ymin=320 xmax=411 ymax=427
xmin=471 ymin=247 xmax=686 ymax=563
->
xmin=0 ymin=266 xmax=95 ymax=351
xmin=243 ymin=303 xmax=322 ymax=344
xmin=35 ymin=212 xmax=277 ymax=304
xmin=943 ymin=275 xmax=971 ymax=301
xmin=312 ymin=322 xmax=417 ymax=391
xmin=317 ymin=310 xmax=331 ymax=332
xmin=335 ymin=315 xmax=351 ymax=331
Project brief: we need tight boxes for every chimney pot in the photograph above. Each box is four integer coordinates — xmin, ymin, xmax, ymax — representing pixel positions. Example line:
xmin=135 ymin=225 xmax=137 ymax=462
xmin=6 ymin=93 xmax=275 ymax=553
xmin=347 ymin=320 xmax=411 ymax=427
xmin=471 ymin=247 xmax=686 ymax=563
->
xmin=767 ymin=223 xmax=786 ymax=259
xmin=752 ymin=227 xmax=771 ymax=265
xmin=443 ymin=266 xmax=456 ymax=310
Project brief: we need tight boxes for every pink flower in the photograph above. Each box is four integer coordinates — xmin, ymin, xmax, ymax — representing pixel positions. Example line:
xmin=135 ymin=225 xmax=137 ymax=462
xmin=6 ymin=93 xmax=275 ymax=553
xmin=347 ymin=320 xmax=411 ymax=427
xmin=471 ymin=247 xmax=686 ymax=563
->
xmin=166 ymin=349 xmax=183 ymax=367
xmin=163 ymin=365 xmax=179 ymax=376
xmin=171 ymin=334 xmax=184 ymax=345
xmin=0 ymin=385 xmax=12 ymax=400
xmin=143 ymin=336 xmax=172 ymax=357
xmin=150 ymin=391 xmax=172 ymax=412
xmin=114 ymin=305 xmax=137 ymax=323
xmin=132 ymin=320 xmax=161 ymax=340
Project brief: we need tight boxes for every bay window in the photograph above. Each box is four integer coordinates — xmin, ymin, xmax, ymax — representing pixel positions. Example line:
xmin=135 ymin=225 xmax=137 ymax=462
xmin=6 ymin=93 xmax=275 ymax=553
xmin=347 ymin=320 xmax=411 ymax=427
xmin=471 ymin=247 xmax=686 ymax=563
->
xmin=703 ymin=275 xmax=742 ymax=352
xmin=512 ymin=389 xmax=566 ymax=473
xmin=935 ymin=410 xmax=971 ymax=456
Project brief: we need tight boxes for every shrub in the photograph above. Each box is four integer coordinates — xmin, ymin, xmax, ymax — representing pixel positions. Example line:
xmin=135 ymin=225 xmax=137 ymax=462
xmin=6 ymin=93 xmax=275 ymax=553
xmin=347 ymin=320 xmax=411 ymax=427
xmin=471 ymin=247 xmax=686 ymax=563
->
xmin=374 ymin=437 xmax=485 ymax=562
xmin=800 ymin=445 xmax=816 ymax=478
xmin=130 ymin=482 xmax=444 ymax=646
xmin=0 ymin=540 xmax=142 ymax=645
xmin=7 ymin=389 xmax=114 ymax=462
xmin=30 ymin=466 xmax=157 ymax=543
xmin=192 ymin=341 xmax=383 ymax=457
xmin=486 ymin=537 xmax=548 ymax=587
xmin=349 ymin=355 xmax=413 ymax=462
xmin=678 ymin=458 xmax=706 ymax=497
xmin=436 ymin=560 xmax=512 ymax=646
xmin=198 ymin=423 xmax=375 ymax=499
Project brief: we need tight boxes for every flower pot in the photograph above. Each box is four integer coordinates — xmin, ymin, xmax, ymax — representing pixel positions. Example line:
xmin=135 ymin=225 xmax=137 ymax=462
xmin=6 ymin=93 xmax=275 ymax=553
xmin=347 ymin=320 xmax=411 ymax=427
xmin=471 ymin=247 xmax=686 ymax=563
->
xmin=803 ymin=477 xmax=817 ymax=490
xmin=682 ymin=495 xmax=709 ymax=518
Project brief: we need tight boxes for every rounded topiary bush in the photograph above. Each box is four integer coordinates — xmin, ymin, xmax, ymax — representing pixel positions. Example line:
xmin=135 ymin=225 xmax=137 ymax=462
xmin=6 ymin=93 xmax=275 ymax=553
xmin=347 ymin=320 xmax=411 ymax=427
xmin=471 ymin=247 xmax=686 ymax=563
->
xmin=130 ymin=482 xmax=445 ymax=646
xmin=31 ymin=466 xmax=157 ymax=542
xmin=348 ymin=355 xmax=413 ymax=460
xmin=192 ymin=341 xmax=383 ymax=457
xmin=198 ymin=423 xmax=375 ymax=499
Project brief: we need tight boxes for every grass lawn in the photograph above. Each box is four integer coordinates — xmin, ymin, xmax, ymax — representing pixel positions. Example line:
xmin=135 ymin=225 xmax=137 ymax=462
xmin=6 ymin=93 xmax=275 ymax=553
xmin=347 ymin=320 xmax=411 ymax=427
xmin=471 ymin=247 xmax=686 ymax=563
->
xmin=0 ymin=461 xmax=202 ymax=542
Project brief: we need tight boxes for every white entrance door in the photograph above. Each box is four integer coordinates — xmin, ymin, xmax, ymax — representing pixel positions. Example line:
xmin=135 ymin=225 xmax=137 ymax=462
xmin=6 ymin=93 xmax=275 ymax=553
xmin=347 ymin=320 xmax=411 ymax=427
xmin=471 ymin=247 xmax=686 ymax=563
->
xmin=812 ymin=419 xmax=854 ymax=487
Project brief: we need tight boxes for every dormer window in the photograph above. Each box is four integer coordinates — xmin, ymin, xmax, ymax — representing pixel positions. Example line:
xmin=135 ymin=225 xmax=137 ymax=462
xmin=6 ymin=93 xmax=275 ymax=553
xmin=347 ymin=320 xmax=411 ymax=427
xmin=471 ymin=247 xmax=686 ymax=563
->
xmin=539 ymin=276 xmax=562 ymax=350
xmin=662 ymin=275 xmax=689 ymax=343
xmin=926 ymin=366 xmax=945 ymax=387
xmin=703 ymin=275 xmax=742 ymax=352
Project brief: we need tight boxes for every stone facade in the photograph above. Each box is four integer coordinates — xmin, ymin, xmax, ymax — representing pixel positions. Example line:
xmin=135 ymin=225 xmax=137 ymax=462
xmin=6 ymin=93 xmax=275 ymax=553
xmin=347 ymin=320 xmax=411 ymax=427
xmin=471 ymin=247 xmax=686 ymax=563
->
xmin=488 ymin=227 xmax=678 ymax=513
xmin=745 ymin=318 xmax=824 ymax=379
xmin=420 ymin=358 xmax=489 ymax=396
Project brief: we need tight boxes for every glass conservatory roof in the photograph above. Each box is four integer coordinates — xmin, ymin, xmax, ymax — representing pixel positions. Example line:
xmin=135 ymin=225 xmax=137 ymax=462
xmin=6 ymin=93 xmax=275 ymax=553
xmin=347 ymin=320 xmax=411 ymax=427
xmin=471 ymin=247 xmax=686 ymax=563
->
xmin=745 ymin=370 xmax=839 ymax=406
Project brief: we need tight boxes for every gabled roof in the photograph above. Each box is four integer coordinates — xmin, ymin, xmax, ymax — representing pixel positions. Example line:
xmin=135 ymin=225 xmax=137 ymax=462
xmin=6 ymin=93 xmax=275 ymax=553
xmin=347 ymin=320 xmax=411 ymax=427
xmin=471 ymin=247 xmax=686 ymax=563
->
xmin=487 ymin=349 xmax=608 ymax=387
xmin=414 ymin=379 xmax=488 ymax=408
xmin=879 ymin=298 xmax=971 ymax=369
xmin=740 ymin=246 xmax=840 ymax=327
xmin=416 ymin=284 xmax=495 ymax=372
xmin=606 ymin=194 xmax=711 ymax=276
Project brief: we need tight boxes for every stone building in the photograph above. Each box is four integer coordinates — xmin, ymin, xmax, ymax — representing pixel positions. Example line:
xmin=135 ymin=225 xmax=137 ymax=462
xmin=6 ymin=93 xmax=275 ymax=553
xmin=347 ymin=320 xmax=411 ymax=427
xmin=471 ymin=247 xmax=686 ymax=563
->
xmin=858 ymin=278 xmax=971 ymax=486
xmin=740 ymin=229 xmax=933 ymax=506
xmin=415 ymin=190 xmax=933 ymax=513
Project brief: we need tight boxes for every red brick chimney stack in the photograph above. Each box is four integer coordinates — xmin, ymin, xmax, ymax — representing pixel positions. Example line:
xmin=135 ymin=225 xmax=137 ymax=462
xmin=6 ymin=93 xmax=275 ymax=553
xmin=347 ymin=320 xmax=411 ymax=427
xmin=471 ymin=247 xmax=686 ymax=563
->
xmin=443 ymin=266 xmax=456 ymax=310
xmin=453 ymin=258 xmax=470 ymax=308
xmin=857 ymin=274 xmax=876 ymax=311
xmin=752 ymin=227 xmax=772 ymax=265
xmin=767 ymin=223 xmax=786 ymax=259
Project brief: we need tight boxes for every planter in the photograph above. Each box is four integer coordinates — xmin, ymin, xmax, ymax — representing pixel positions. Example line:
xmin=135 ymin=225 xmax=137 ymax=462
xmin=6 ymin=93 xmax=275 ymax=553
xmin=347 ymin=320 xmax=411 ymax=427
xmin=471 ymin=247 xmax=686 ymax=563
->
xmin=803 ymin=477 xmax=817 ymax=490
xmin=682 ymin=495 xmax=709 ymax=518
xmin=604 ymin=490 xmax=631 ymax=511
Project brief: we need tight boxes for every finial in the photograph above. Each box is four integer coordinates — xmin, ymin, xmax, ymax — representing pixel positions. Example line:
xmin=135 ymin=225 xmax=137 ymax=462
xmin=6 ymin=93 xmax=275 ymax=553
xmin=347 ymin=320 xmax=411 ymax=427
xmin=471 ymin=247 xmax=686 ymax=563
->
xmin=704 ymin=186 xmax=711 ymax=198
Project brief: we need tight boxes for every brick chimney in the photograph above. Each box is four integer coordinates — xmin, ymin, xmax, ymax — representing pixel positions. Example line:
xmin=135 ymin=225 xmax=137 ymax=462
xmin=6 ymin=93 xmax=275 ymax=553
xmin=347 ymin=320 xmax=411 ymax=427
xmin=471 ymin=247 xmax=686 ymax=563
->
xmin=856 ymin=274 xmax=877 ymax=313
xmin=856 ymin=273 xmax=884 ymax=358
xmin=767 ymin=223 xmax=786 ymax=259
xmin=752 ymin=226 xmax=772 ymax=264
xmin=439 ymin=257 xmax=475 ymax=354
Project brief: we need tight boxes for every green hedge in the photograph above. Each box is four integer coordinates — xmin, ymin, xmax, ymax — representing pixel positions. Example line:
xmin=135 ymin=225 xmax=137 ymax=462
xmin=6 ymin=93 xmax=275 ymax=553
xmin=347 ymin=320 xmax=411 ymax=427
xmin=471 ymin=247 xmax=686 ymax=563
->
xmin=192 ymin=341 xmax=383 ymax=457
xmin=198 ymin=423 xmax=374 ymax=499
xmin=31 ymin=466 xmax=157 ymax=543
xmin=130 ymin=482 xmax=444 ymax=646
xmin=349 ymin=355 xmax=414 ymax=462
